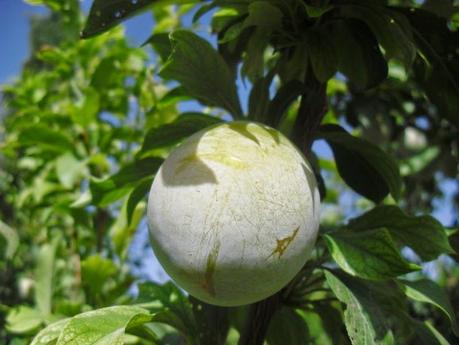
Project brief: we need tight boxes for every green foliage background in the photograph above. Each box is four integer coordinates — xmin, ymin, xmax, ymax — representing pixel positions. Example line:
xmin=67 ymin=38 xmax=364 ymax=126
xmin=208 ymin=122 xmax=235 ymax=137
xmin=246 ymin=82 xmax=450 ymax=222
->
xmin=0 ymin=0 xmax=458 ymax=344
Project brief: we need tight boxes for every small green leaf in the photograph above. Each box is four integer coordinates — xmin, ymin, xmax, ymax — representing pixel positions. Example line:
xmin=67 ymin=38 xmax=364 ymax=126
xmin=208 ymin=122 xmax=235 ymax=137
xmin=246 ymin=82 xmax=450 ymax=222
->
xmin=266 ymin=80 xmax=304 ymax=128
xmin=243 ymin=1 xmax=283 ymax=29
xmin=55 ymin=153 xmax=87 ymax=189
xmin=90 ymin=157 xmax=163 ymax=206
xmin=143 ymin=33 xmax=172 ymax=61
xmin=35 ymin=241 xmax=59 ymax=316
xmin=126 ymin=178 xmax=153 ymax=225
xmin=81 ymin=0 xmax=156 ymax=39
xmin=31 ymin=318 xmax=70 ymax=345
xmin=248 ymin=70 xmax=275 ymax=122
xmin=55 ymin=306 xmax=152 ymax=345
xmin=0 ymin=220 xmax=18 ymax=259
xmin=140 ymin=113 xmax=222 ymax=153
xmin=266 ymin=307 xmax=309 ymax=345
xmin=318 ymin=124 xmax=402 ymax=203
xmin=160 ymin=30 xmax=243 ymax=117
xmin=400 ymin=279 xmax=459 ymax=336
xmin=6 ymin=306 xmax=43 ymax=334
xmin=324 ymin=228 xmax=419 ymax=280
xmin=348 ymin=205 xmax=454 ymax=261
xmin=325 ymin=270 xmax=411 ymax=345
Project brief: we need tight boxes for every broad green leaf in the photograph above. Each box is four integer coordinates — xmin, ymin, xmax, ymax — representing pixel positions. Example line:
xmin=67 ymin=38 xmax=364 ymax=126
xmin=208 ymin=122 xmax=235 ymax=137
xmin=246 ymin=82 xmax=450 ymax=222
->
xmin=266 ymin=80 xmax=304 ymax=128
xmin=241 ymin=28 xmax=269 ymax=82
xmin=324 ymin=228 xmax=419 ymax=280
xmin=31 ymin=318 xmax=70 ymax=345
xmin=72 ymin=87 xmax=100 ymax=126
xmin=400 ymin=279 xmax=459 ymax=336
xmin=348 ymin=205 xmax=453 ymax=261
xmin=55 ymin=306 xmax=152 ymax=345
xmin=18 ymin=125 xmax=74 ymax=154
xmin=266 ymin=307 xmax=309 ymax=345
xmin=328 ymin=19 xmax=388 ymax=90
xmin=140 ymin=113 xmax=223 ymax=153
xmin=35 ymin=241 xmax=58 ymax=316
xmin=318 ymin=124 xmax=402 ymax=203
xmin=339 ymin=4 xmax=416 ymax=68
xmin=325 ymin=270 xmax=411 ymax=345
xmin=90 ymin=157 xmax=163 ymax=206
xmin=160 ymin=30 xmax=243 ymax=117
xmin=6 ymin=306 xmax=43 ymax=334
xmin=0 ymin=219 xmax=18 ymax=259
xmin=81 ymin=0 xmax=156 ymax=38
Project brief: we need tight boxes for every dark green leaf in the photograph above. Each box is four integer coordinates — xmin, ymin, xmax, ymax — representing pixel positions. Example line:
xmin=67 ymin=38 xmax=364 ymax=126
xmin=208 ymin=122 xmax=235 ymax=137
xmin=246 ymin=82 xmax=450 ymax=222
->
xmin=348 ymin=205 xmax=454 ymax=261
xmin=298 ymin=304 xmax=344 ymax=345
xmin=325 ymin=270 xmax=412 ymax=345
xmin=329 ymin=19 xmax=388 ymax=90
xmin=81 ymin=0 xmax=156 ymax=39
xmin=266 ymin=80 xmax=304 ymax=127
xmin=243 ymin=1 xmax=283 ymax=29
xmin=307 ymin=26 xmax=337 ymax=82
xmin=248 ymin=70 xmax=275 ymax=122
xmin=324 ymin=228 xmax=420 ymax=280
xmin=160 ymin=30 xmax=243 ymax=117
xmin=400 ymin=279 xmax=459 ymax=336
xmin=90 ymin=157 xmax=163 ymax=206
xmin=126 ymin=178 xmax=153 ymax=225
xmin=143 ymin=32 xmax=172 ymax=61
xmin=266 ymin=307 xmax=309 ymax=345
xmin=318 ymin=124 xmax=402 ymax=202
xmin=339 ymin=4 xmax=416 ymax=68
xmin=140 ymin=113 xmax=223 ymax=153
xmin=412 ymin=321 xmax=450 ymax=345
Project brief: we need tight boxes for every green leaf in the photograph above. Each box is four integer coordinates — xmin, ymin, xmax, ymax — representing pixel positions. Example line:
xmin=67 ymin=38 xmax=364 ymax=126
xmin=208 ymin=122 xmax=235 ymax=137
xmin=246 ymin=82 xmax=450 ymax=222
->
xmin=400 ymin=279 xmax=459 ymax=336
xmin=31 ymin=318 xmax=70 ymax=345
xmin=55 ymin=306 xmax=152 ymax=345
xmin=90 ymin=157 xmax=163 ymax=206
xmin=318 ymin=124 xmax=402 ymax=203
xmin=126 ymin=178 xmax=152 ymax=225
xmin=6 ymin=306 xmax=43 ymax=334
xmin=160 ymin=30 xmax=243 ymax=118
xmin=35 ymin=241 xmax=59 ymax=316
xmin=412 ymin=321 xmax=450 ymax=345
xmin=72 ymin=87 xmax=100 ymax=126
xmin=243 ymin=1 xmax=283 ymax=29
xmin=143 ymin=33 xmax=172 ymax=61
xmin=339 ymin=4 xmax=416 ymax=68
xmin=348 ymin=205 xmax=454 ymax=261
xmin=81 ymin=255 xmax=118 ymax=299
xmin=307 ymin=26 xmax=337 ymax=82
xmin=266 ymin=307 xmax=309 ymax=345
xmin=18 ymin=125 xmax=74 ymax=154
xmin=55 ymin=153 xmax=87 ymax=189
xmin=266 ymin=80 xmax=304 ymax=128
xmin=325 ymin=270 xmax=411 ymax=345
xmin=0 ymin=219 xmax=18 ymax=259
xmin=140 ymin=113 xmax=223 ymax=153
xmin=328 ymin=19 xmax=388 ymax=90
xmin=248 ymin=70 xmax=275 ymax=122
xmin=324 ymin=228 xmax=419 ymax=280
xmin=298 ymin=304 xmax=344 ymax=345
xmin=81 ymin=0 xmax=156 ymax=39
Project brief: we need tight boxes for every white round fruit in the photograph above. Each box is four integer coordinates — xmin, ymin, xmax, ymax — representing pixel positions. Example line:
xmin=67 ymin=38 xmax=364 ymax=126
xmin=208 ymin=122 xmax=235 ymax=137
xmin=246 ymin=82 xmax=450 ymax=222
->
xmin=147 ymin=121 xmax=320 ymax=306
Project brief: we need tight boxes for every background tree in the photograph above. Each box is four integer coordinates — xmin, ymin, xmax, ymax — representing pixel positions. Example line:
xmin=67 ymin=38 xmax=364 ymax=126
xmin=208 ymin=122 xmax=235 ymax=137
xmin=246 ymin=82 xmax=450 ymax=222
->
xmin=1 ymin=0 xmax=458 ymax=344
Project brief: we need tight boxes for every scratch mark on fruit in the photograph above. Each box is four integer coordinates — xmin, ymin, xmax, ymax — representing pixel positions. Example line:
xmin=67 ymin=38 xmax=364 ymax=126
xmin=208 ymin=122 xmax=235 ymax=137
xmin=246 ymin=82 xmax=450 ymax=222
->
xmin=268 ymin=227 xmax=299 ymax=259
xmin=202 ymin=241 xmax=220 ymax=296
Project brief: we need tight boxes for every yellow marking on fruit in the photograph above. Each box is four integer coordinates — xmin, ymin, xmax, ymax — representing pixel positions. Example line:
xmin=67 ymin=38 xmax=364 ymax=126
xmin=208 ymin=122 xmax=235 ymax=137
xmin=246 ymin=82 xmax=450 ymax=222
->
xmin=202 ymin=241 xmax=220 ymax=296
xmin=268 ymin=227 xmax=300 ymax=259
xmin=175 ymin=153 xmax=200 ymax=176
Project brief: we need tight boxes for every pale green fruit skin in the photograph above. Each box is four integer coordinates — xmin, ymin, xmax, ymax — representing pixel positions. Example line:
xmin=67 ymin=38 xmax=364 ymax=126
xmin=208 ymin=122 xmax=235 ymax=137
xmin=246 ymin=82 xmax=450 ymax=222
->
xmin=147 ymin=122 xmax=320 ymax=306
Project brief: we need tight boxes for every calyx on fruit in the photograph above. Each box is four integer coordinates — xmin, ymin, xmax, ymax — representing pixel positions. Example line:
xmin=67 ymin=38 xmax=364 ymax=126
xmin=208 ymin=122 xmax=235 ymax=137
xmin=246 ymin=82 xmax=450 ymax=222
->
xmin=147 ymin=121 xmax=320 ymax=306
